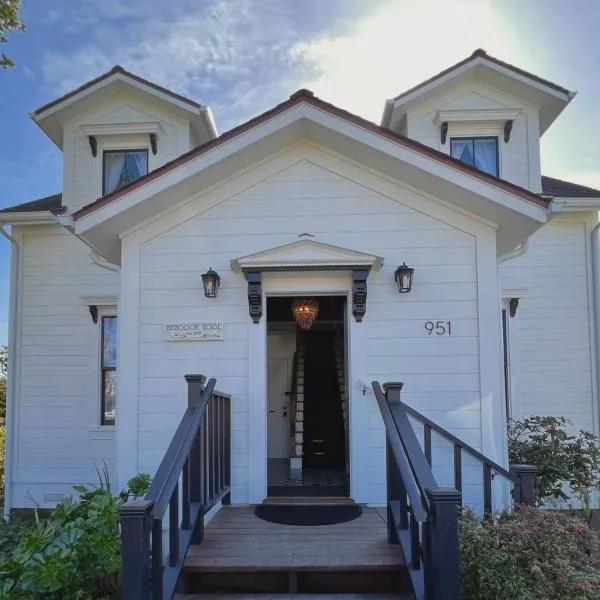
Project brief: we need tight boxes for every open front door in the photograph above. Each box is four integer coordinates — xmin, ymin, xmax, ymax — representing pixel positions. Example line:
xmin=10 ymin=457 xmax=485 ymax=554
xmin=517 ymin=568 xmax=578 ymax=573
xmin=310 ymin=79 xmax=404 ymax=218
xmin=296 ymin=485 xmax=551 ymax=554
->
xmin=267 ymin=358 xmax=290 ymax=459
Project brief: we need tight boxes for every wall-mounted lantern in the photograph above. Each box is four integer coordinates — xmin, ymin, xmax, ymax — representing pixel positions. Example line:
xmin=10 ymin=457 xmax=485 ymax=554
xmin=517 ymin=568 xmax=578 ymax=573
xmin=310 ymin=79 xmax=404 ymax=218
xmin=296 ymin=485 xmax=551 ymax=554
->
xmin=394 ymin=262 xmax=414 ymax=294
xmin=201 ymin=267 xmax=221 ymax=298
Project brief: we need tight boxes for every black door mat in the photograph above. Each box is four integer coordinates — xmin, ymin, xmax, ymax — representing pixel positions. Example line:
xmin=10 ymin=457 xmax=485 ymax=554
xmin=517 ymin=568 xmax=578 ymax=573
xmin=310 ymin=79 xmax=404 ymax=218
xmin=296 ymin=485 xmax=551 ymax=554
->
xmin=254 ymin=503 xmax=363 ymax=526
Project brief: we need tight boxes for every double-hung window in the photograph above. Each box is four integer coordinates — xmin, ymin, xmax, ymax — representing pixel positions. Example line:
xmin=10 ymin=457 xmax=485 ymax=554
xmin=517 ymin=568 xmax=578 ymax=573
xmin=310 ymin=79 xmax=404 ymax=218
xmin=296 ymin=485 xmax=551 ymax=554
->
xmin=101 ymin=316 xmax=118 ymax=425
xmin=103 ymin=149 xmax=148 ymax=195
xmin=450 ymin=137 xmax=499 ymax=177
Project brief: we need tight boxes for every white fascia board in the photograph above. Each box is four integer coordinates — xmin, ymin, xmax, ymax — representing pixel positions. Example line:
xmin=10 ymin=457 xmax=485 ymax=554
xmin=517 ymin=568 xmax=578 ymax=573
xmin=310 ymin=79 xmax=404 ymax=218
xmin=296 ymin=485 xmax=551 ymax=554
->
xmin=305 ymin=106 xmax=548 ymax=223
xmin=557 ymin=197 xmax=600 ymax=211
xmin=74 ymin=101 xmax=548 ymax=236
xmin=0 ymin=212 xmax=56 ymax=225
xmin=74 ymin=106 xmax=304 ymax=233
xmin=33 ymin=73 xmax=204 ymax=121
xmin=434 ymin=108 xmax=521 ymax=126
xmin=80 ymin=122 xmax=163 ymax=137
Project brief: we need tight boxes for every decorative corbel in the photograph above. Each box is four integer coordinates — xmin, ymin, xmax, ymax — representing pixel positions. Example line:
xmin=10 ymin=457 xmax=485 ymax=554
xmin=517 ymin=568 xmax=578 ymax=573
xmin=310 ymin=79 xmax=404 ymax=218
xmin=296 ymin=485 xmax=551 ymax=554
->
xmin=88 ymin=136 xmax=98 ymax=157
xmin=246 ymin=271 xmax=262 ymax=324
xmin=440 ymin=121 xmax=449 ymax=145
xmin=89 ymin=305 xmax=99 ymax=324
xmin=504 ymin=120 xmax=513 ymax=143
xmin=352 ymin=269 xmax=369 ymax=322
xmin=509 ymin=297 xmax=519 ymax=318
xmin=149 ymin=133 xmax=158 ymax=155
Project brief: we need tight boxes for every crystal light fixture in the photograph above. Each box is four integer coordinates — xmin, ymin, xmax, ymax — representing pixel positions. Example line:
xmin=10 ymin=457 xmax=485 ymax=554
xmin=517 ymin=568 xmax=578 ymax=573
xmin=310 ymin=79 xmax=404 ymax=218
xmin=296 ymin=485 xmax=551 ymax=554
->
xmin=291 ymin=298 xmax=319 ymax=330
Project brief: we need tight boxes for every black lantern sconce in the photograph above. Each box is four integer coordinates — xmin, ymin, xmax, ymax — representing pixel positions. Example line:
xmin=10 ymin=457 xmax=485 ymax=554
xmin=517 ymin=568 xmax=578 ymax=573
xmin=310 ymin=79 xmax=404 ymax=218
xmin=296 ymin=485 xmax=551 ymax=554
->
xmin=201 ymin=267 xmax=221 ymax=298
xmin=395 ymin=262 xmax=414 ymax=293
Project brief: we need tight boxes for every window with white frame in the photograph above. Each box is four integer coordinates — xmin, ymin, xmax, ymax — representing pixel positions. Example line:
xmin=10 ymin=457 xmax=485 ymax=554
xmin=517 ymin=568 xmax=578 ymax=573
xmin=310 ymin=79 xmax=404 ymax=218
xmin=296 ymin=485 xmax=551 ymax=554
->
xmin=450 ymin=137 xmax=499 ymax=177
xmin=101 ymin=315 xmax=118 ymax=425
xmin=102 ymin=149 xmax=148 ymax=195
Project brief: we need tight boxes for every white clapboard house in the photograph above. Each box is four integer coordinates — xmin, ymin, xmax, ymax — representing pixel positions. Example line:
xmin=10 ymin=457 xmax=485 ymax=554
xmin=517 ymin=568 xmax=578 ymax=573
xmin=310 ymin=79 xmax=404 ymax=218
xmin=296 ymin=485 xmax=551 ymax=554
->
xmin=2 ymin=49 xmax=599 ymax=521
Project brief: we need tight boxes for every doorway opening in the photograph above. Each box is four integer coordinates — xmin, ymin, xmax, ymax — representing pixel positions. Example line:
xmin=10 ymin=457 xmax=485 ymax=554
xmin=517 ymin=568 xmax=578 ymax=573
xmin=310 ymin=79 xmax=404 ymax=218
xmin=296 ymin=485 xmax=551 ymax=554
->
xmin=266 ymin=295 xmax=349 ymax=498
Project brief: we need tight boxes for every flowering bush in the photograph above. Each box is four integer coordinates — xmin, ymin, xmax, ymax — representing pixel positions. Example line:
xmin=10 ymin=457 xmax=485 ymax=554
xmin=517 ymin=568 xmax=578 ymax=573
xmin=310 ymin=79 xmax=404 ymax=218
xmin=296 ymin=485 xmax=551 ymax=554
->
xmin=459 ymin=506 xmax=600 ymax=600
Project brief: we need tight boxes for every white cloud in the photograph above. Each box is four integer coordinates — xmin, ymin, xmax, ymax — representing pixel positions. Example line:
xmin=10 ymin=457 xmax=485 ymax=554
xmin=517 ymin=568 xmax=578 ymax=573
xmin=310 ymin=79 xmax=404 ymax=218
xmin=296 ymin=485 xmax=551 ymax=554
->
xmin=40 ymin=0 xmax=304 ymax=128
xmin=290 ymin=0 xmax=525 ymax=122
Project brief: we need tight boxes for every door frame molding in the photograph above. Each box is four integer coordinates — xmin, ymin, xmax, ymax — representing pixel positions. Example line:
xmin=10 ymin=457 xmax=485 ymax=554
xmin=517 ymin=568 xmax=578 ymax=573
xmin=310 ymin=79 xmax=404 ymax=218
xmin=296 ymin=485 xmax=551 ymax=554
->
xmin=247 ymin=272 xmax=370 ymax=504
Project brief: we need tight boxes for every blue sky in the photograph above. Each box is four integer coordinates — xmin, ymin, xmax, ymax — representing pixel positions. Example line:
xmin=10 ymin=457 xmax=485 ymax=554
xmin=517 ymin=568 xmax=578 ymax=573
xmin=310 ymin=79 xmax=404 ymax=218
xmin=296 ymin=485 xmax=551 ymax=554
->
xmin=1 ymin=0 xmax=599 ymax=344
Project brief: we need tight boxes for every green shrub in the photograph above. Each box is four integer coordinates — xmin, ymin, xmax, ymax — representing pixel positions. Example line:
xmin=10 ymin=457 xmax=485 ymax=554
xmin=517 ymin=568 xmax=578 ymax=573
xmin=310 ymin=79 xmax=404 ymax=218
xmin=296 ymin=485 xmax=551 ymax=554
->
xmin=125 ymin=472 xmax=152 ymax=499
xmin=460 ymin=506 xmax=600 ymax=600
xmin=0 ymin=425 xmax=5 ymax=509
xmin=508 ymin=416 xmax=600 ymax=509
xmin=0 ymin=484 xmax=122 ymax=599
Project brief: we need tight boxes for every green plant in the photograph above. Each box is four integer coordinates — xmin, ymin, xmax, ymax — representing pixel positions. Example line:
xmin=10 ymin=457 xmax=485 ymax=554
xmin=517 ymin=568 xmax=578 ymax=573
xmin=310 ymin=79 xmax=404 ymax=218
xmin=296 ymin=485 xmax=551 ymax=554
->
xmin=459 ymin=506 xmax=600 ymax=599
xmin=0 ymin=479 xmax=122 ymax=599
xmin=508 ymin=416 xmax=600 ymax=507
xmin=126 ymin=472 xmax=152 ymax=499
xmin=0 ymin=425 xmax=4 ymax=509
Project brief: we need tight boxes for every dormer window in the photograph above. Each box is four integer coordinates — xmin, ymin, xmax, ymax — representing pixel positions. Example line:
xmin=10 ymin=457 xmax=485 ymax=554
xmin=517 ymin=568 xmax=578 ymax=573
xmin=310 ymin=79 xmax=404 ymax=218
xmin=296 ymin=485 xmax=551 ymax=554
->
xmin=103 ymin=149 xmax=148 ymax=195
xmin=450 ymin=137 xmax=499 ymax=177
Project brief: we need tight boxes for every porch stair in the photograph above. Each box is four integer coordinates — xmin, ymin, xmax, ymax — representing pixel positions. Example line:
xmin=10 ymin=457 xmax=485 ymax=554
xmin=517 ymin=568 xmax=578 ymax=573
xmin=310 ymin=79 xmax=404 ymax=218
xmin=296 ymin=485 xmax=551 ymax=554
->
xmin=118 ymin=374 xmax=537 ymax=600
xmin=179 ymin=506 xmax=411 ymax=597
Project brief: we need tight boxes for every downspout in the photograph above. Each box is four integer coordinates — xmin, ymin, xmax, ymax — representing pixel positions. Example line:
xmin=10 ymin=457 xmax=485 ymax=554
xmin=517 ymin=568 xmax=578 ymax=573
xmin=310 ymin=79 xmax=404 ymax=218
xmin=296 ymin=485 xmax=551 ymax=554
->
xmin=0 ymin=225 xmax=19 ymax=519
xmin=591 ymin=221 xmax=600 ymax=435
xmin=498 ymin=240 xmax=529 ymax=264
xmin=90 ymin=250 xmax=120 ymax=273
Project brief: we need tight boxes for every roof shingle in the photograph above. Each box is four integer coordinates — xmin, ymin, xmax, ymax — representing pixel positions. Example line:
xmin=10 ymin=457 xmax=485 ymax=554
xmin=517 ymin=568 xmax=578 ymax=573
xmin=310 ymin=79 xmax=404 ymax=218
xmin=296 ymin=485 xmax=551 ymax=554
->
xmin=0 ymin=193 xmax=64 ymax=214
xmin=541 ymin=176 xmax=600 ymax=198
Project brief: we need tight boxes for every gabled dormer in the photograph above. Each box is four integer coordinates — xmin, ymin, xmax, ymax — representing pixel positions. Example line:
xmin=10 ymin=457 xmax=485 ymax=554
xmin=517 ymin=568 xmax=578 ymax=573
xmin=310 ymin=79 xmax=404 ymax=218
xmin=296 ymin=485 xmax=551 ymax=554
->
xmin=31 ymin=66 xmax=217 ymax=212
xmin=381 ymin=50 xmax=574 ymax=193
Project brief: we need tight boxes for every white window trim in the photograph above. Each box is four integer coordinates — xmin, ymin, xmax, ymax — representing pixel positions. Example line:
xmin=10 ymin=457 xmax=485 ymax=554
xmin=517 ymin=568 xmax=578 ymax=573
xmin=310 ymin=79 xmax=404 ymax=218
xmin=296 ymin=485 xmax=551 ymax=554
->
xmin=444 ymin=124 xmax=503 ymax=177
xmin=97 ymin=307 xmax=118 ymax=428
xmin=500 ymin=289 xmax=525 ymax=421
xmin=89 ymin=134 xmax=156 ymax=198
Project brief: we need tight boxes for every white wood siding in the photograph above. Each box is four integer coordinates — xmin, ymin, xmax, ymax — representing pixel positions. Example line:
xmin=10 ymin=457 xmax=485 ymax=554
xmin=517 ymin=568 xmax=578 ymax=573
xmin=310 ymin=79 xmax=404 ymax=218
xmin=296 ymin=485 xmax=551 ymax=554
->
xmin=405 ymin=82 xmax=541 ymax=192
xmin=11 ymin=225 xmax=119 ymax=508
xmin=62 ymin=96 xmax=192 ymax=212
xmin=500 ymin=214 xmax=598 ymax=433
xmin=131 ymin=146 xmax=492 ymax=507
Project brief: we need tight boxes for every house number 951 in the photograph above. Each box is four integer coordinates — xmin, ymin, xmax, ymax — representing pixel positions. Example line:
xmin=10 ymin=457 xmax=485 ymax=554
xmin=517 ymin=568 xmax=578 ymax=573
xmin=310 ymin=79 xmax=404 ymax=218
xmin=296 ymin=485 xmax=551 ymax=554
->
xmin=425 ymin=321 xmax=452 ymax=335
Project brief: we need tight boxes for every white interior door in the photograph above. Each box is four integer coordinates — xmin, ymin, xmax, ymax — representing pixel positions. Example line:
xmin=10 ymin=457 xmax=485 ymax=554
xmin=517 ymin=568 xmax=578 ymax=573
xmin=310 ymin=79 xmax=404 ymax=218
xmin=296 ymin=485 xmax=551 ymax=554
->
xmin=267 ymin=358 xmax=290 ymax=458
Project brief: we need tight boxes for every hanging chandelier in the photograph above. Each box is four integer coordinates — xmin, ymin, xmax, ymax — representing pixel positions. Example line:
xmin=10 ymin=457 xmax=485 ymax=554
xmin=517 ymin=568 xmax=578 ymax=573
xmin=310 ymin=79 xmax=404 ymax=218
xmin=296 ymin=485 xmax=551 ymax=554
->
xmin=291 ymin=298 xmax=319 ymax=330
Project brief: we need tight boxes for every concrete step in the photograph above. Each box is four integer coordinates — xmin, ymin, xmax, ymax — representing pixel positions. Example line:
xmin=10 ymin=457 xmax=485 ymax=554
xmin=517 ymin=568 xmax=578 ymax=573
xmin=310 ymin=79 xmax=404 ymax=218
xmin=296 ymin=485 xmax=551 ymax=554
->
xmin=176 ymin=595 xmax=413 ymax=600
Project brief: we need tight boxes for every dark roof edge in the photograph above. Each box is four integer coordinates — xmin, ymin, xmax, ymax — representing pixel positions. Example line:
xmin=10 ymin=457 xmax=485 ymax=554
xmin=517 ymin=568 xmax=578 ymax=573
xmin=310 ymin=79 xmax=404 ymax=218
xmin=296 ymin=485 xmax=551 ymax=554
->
xmin=541 ymin=175 xmax=600 ymax=198
xmin=389 ymin=48 xmax=571 ymax=105
xmin=72 ymin=90 xmax=548 ymax=222
xmin=33 ymin=66 xmax=203 ymax=117
xmin=0 ymin=193 xmax=64 ymax=214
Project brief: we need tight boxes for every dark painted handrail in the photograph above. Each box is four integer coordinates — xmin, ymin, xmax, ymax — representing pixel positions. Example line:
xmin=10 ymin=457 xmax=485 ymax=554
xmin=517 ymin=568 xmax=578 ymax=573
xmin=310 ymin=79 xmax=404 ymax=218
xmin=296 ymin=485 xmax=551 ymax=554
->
xmin=372 ymin=381 xmax=461 ymax=600
xmin=119 ymin=374 xmax=231 ymax=600
xmin=398 ymin=395 xmax=535 ymax=512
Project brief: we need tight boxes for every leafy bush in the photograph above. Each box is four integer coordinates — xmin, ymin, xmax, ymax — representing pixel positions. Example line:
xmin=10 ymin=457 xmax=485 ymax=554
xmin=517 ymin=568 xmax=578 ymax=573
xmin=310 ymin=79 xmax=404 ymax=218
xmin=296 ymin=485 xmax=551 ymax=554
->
xmin=125 ymin=472 xmax=152 ymax=499
xmin=460 ymin=506 xmax=600 ymax=599
xmin=0 ymin=486 xmax=122 ymax=599
xmin=508 ymin=416 xmax=600 ymax=509
xmin=0 ymin=425 xmax=5 ymax=509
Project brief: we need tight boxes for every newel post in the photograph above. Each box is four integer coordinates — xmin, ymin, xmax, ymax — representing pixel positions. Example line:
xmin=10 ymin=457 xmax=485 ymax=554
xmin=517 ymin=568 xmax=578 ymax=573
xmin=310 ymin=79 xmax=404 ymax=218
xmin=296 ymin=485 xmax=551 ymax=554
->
xmin=383 ymin=382 xmax=404 ymax=545
xmin=185 ymin=374 xmax=207 ymax=544
xmin=424 ymin=487 xmax=461 ymax=600
xmin=185 ymin=374 xmax=207 ymax=407
xmin=510 ymin=464 xmax=537 ymax=506
xmin=118 ymin=499 xmax=154 ymax=600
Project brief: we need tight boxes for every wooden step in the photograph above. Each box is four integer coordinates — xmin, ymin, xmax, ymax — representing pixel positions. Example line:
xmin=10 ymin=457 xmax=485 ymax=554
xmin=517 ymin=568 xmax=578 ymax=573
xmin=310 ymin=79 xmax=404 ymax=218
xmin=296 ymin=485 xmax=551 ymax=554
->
xmin=176 ymin=595 xmax=413 ymax=600
xmin=264 ymin=496 xmax=354 ymax=505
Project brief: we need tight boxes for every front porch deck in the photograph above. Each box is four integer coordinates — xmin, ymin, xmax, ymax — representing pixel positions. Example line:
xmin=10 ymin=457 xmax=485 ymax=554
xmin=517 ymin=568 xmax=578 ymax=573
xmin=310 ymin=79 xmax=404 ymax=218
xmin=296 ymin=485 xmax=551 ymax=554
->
xmin=184 ymin=506 xmax=404 ymax=572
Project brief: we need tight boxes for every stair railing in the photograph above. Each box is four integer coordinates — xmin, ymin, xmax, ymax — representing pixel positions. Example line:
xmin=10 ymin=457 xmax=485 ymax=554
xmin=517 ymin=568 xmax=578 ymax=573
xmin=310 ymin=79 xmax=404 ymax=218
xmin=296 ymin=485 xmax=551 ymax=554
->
xmin=119 ymin=374 xmax=231 ymax=600
xmin=372 ymin=381 xmax=536 ymax=600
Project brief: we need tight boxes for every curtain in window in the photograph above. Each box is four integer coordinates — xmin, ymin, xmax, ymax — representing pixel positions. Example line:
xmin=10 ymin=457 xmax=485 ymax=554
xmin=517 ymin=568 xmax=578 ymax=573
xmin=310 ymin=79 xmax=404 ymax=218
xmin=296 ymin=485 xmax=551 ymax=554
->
xmin=473 ymin=138 xmax=498 ymax=176
xmin=104 ymin=153 xmax=127 ymax=195
xmin=450 ymin=139 xmax=474 ymax=165
xmin=131 ymin=151 xmax=148 ymax=179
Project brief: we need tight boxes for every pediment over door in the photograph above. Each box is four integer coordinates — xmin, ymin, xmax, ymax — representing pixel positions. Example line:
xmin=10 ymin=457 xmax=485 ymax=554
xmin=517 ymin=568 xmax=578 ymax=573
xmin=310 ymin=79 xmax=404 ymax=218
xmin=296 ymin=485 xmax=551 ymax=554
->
xmin=230 ymin=239 xmax=384 ymax=273
xmin=230 ymin=239 xmax=384 ymax=324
